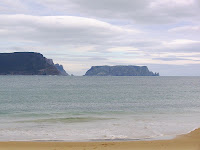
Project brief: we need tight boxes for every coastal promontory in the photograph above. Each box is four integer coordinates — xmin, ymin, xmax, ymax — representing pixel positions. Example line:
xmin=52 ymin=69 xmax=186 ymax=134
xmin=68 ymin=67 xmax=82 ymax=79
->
xmin=0 ymin=52 xmax=68 ymax=75
xmin=85 ymin=65 xmax=159 ymax=76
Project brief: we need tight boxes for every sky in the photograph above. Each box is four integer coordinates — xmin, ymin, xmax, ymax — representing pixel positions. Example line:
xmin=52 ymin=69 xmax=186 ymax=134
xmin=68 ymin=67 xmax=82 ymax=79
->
xmin=0 ymin=0 xmax=200 ymax=76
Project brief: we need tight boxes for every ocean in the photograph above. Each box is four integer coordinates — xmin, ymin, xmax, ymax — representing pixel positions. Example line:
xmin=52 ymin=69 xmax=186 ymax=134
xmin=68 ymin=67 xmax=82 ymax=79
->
xmin=0 ymin=76 xmax=200 ymax=141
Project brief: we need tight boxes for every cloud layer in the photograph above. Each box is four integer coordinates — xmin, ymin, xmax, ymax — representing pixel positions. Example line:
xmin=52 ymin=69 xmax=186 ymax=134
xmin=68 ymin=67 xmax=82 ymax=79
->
xmin=36 ymin=0 xmax=200 ymax=24
xmin=0 ymin=14 xmax=139 ymax=45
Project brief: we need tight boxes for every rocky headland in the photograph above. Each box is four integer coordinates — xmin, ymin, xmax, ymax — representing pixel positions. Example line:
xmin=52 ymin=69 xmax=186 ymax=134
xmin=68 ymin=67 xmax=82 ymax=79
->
xmin=85 ymin=65 xmax=159 ymax=76
xmin=0 ymin=52 xmax=68 ymax=75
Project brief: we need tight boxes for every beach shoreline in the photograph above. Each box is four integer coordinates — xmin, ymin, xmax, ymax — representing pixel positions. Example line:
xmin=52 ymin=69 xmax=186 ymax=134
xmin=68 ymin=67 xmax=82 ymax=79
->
xmin=0 ymin=128 xmax=199 ymax=150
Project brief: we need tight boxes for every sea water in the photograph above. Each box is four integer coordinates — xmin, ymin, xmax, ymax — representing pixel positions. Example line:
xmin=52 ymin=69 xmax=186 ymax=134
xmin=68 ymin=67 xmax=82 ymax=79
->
xmin=0 ymin=76 xmax=200 ymax=141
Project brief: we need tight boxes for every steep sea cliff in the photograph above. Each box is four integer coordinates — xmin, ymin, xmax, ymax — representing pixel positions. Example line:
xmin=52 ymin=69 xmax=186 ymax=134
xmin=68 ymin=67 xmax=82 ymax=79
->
xmin=0 ymin=52 xmax=68 ymax=75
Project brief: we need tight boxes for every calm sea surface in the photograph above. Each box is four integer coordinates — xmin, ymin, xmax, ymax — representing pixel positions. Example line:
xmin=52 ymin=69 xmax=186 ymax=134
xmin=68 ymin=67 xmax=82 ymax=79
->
xmin=0 ymin=76 xmax=200 ymax=141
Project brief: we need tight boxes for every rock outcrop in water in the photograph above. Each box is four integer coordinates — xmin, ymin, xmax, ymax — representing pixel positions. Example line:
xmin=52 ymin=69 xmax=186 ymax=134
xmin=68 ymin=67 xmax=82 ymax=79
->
xmin=0 ymin=52 xmax=68 ymax=75
xmin=85 ymin=65 xmax=159 ymax=76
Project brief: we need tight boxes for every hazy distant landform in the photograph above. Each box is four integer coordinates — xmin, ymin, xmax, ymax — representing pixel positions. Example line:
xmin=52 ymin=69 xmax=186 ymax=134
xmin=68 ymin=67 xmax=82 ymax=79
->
xmin=0 ymin=52 xmax=159 ymax=76
xmin=0 ymin=52 xmax=68 ymax=75
xmin=85 ymin=66 xmax=159 ymax=76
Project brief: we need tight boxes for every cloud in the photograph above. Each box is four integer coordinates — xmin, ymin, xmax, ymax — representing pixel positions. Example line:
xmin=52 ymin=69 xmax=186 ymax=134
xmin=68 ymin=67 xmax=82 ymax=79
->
xmin=2 ymin=0 xmax=197 ymax=24
xmin=160 ymin=39 xmax=200 ymax=52
xmin=152 ymin=57 xmax=197 ymax=61
xmin=36 ymin=0 xmax=200 ymax=24
xmin=106 ymin=47 xmax=139 ymax=53
xmin=168 ymin=25 xmax=200 ymax=39
xmin=166 ymin=39 xmax=200 ymax=45
xmin=0 ymin=14 xmax=140 ymax=46
xmin=168 ymin=26 xmax=200 ymax=33
xmin=0 ymin=0 xmax=27 ymax=14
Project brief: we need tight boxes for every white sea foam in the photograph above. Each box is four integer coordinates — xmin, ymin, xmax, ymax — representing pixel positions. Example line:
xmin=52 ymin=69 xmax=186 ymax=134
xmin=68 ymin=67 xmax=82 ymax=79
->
xmin=0 ymin=113 xmax=200 ymax=141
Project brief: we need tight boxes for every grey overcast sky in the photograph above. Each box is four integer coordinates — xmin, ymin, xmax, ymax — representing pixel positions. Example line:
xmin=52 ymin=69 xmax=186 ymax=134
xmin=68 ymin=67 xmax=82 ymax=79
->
xmin=0 ymin=0 xmax=200 ymax=75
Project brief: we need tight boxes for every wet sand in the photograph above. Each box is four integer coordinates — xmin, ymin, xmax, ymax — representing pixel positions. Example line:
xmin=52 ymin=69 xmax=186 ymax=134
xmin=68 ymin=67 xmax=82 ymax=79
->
xmin=0 ymin=128 xmax=200 ymax=150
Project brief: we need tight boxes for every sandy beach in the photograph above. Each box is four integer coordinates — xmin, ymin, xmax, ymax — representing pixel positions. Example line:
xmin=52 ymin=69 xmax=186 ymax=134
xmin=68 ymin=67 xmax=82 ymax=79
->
xmin=0 ymin=128 xmax=200 ymax=150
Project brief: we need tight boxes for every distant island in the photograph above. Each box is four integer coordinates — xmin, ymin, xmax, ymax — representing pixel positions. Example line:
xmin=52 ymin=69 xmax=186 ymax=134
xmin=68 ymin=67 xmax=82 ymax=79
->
xmin=0 ymin=52 xmax=68 ymax=75
xmin=85 ymin=66 xmax=159 ymax=76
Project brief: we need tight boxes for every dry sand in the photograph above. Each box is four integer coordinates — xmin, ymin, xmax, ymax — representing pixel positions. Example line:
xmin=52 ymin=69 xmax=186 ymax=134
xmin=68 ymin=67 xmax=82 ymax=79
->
xmin=0 ymin=128 xmax=200 ymax=150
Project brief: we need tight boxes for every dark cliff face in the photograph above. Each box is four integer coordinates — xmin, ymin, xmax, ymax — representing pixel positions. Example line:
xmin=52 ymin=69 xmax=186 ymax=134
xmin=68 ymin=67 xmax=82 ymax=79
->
xmin=0 ymin=52 xmax=68 ymax=75
xmin=85 ymin=66 xmax=159 ymax=76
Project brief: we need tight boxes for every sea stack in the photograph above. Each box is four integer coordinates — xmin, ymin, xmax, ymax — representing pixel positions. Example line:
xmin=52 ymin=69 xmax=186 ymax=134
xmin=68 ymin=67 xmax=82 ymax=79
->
xmin=85 ymin=65 xmax=159 ymax=76
xmin=0 ymin=52 xmax=69 ymax=75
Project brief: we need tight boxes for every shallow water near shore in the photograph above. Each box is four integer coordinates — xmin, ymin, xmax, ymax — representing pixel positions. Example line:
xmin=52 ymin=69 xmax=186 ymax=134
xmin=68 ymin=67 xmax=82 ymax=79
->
xmin=0 ymin=76 xmax=200 ymax=141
